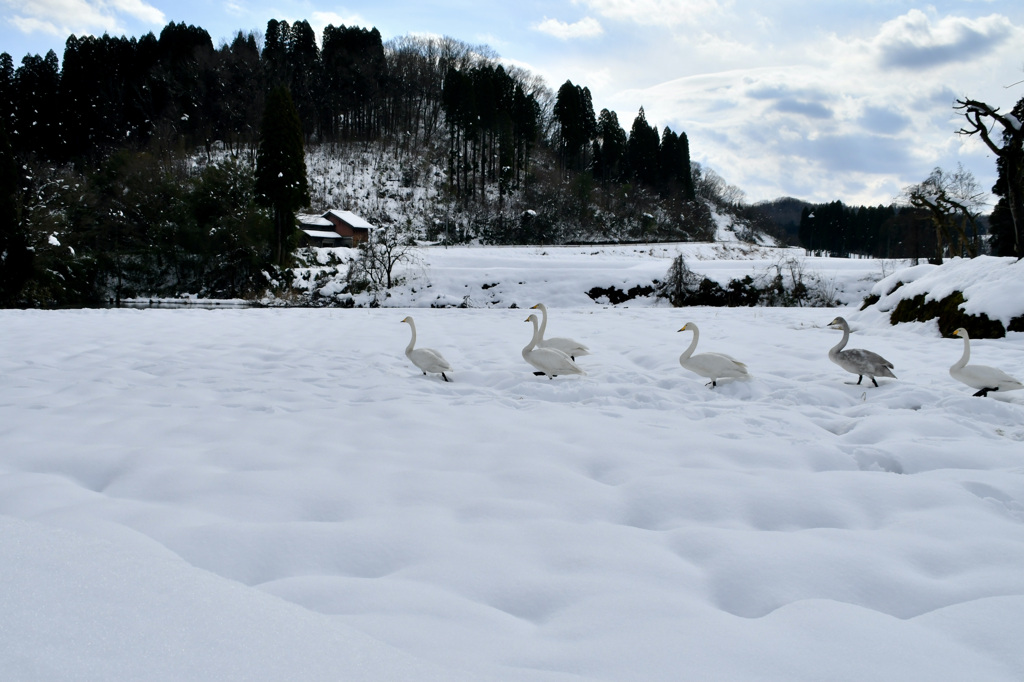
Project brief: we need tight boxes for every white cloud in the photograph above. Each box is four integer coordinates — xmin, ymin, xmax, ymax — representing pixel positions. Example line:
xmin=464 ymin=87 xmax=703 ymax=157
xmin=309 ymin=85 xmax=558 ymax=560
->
xmin=107 ymin=0 xmax=164 ymax=25
xmin=572 ymin=0 xmax=728 ymax=26
xmin=307 ymin=10 xmax=372 ymax=46
xmin=6 ymin=0 xmax=164 ymax=38
xmin=873 ymin=9 xmax=1015 ymax=69
xmin=533 ymin=16 xmax=603 ymax=40
xmin=602 ymin=57 xmax=995 ymax=205
xmin=310 ymin=11 xmax=368 ymax=30
xmin=9 ymin=15 xmax=64 ymax=36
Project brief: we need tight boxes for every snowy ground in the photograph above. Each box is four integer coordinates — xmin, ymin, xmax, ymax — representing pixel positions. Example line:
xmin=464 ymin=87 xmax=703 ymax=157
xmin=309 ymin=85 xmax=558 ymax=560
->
xmin=294 ymin=240 xmax=892 ymax=309
xmin=3 ymin=250 xmax=1024 ymax=681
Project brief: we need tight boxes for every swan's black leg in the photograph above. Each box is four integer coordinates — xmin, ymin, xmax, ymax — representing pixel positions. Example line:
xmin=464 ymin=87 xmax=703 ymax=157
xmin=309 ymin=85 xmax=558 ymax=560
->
xmin=533 ymin=371 xmax=546 ymax=376
xmin=422 ymin=371 xmax=427 ymax=375
xmin=973 ymin=387 xmax=994 ymax=397
xmin=441 ymin=372 xmax=449 ymax=382
xmin=856 ymin=375 xmax=864 ymax=385
xmin=871 ymin=377 xmax=879 ymax=387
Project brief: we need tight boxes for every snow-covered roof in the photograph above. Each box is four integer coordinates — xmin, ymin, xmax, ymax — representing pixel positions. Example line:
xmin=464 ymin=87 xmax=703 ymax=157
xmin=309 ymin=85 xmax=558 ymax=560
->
xmin=297 ymin=214 xmax=333 ymax=227
xmin=300 ymin=229 xmax=343 ymax=240
xmin=325 ymin=209 xmax=376 ymax=230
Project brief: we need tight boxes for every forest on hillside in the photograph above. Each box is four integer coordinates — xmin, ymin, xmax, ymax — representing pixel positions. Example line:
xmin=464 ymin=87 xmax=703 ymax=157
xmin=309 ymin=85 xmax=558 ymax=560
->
xmin=1 ymin=19 xmax=1021 ymax=307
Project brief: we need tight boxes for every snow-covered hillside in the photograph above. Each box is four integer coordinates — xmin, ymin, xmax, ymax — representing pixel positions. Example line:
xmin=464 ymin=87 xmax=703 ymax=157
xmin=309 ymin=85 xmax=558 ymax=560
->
xmin=4 ymin=251 xmax=1024 ymax=681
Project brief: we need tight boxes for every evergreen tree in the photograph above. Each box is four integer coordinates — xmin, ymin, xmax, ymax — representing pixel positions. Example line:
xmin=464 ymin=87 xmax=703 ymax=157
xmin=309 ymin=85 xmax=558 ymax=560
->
xmin=0 ymin=122 xmax=32 ymax=305
xmin=287 ymin=20 xmax=320 ymax=140
xmin=987 ymin=96 xmax=1024 ymax=257
xmin=657 ymin=127 xmax=695 ymax=200
xmin=0 ymin=53 xmax=13 ymax=128
xmin=625 ymin=107 xmax=659 ymax=186
xmin=12 ymin=51 xmax=62 ymax=159
xmin=263 ymin=19 xmax=291 ymax=88
xmin=255 ymin=86 xmax=309 ymax=267
xmin=321 ymin=25 xmax=388 ymax=140
xmin=593 ymin=108 xmax=626 ymax=183
xmin=677 ymin=131 xmax=696 ymax=201
xmin=218 ymin=32 xmax=264 ymax=154
xmin=553 ymin=80 xmax=595 ymax=172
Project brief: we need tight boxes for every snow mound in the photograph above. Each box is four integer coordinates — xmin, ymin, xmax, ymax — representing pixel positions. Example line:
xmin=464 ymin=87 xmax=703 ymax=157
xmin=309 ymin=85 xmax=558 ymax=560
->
xmin=871 ymin=257 xmax=1024 ymax=325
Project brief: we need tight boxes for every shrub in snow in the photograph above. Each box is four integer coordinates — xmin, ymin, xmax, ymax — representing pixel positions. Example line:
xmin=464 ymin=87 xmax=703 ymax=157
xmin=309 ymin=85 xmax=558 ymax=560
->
xmin=890 ymin=292 xmax=1009 ymax=339
xmin=653 ymin=254 xmax=836 ymax=308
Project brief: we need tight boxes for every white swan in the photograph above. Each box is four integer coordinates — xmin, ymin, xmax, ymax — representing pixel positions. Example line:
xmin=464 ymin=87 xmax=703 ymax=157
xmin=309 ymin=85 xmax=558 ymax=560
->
xmin=949 ymin=327 xmax=1023 ymax=397
xmin=530 ymin=303 xmax=590 ymax=360
xmin=523 ymin=314 xmax=586 ymax=379
xmin=827 ymin=316 xmax=895 ymax=387
xmin=677 ymin=322 xmax=748 ymax=387
xmin=401 ymin=316 xmax=452 ymax=382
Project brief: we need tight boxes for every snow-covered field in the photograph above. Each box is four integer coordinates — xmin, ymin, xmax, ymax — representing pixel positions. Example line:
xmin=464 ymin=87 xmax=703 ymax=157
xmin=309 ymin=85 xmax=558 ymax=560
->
xmin=3 ymin=247 xmax=1024 ymax=681
xmin=295 ymin=239 xmax=889 ymax=309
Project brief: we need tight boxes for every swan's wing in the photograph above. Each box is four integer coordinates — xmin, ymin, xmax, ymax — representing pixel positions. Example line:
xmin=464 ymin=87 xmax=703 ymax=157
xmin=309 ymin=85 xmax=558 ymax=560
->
xmin=539 ymin=336 xmax=590 ymax=356
xmin=951 ymin=364 xmax=1023 ymax=390
xmin=702 ymin=351 xmax=747 ymax=370
xmin=682 ymin=352 xmax=749 ymax=378
xmin=837 ymin=348 xmax=894 ymax=375
xmin=527 ymin=347 xmax=586 ymax=375
xmin=409 ymin=347 xmax=452 ymax=373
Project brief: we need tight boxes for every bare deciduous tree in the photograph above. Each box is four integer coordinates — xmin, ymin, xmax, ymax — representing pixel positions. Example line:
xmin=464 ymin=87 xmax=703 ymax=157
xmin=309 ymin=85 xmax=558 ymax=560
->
xmin=347 ymin=224 xmax=421 ymax=295
xmin=954 ymin=98 xmax=1024 ymax=258
xmin=692 ymin=163 xmax=745 ymax=207
xmin=901 ymin=164 xmax=986 ymax=259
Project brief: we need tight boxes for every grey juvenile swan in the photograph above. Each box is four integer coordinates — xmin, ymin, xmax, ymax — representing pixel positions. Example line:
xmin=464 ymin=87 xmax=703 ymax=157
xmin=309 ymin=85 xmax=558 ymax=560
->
xmin=827 ymin=316 xmax=895 ymax=387
xmin=677 ymin=322 xmax=748 ymax=388
xmin=949 ymin=327 xmax=1023 ymax=397
xmin=530 ymin=303 xmax=590 ymax=360
xmin=523 ymin=314 xmax=586 ymax=379
xmin=401 ymin=316 xmax=453 ymax=382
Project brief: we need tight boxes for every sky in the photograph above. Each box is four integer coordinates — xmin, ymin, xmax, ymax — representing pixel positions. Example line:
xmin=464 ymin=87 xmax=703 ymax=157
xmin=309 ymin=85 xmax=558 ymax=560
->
xmin=2 ymin=1 xmax=1023 ymax=206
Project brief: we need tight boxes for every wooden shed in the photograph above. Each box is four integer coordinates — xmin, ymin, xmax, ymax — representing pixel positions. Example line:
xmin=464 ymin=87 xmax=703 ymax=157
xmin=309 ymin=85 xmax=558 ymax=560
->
xmin=296 ymin=210 xmax=377 ymax=247
xmin=323 ymin=210 xmax=376 ymax=246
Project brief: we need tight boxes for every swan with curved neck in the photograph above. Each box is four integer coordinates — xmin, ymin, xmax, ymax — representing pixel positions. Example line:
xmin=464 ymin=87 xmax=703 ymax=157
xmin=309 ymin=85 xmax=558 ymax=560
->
xmin=677 ymin=322 xmax=748 ymax=388
xmin=401 ymin=316 xmax=452 ymax=382
xmin=523 ymin=314 xmax=586 ymax=379
xmin=826 ymin=316 xmax=895 ymax=387
xmin=530 ymin=303 xmax=589 ymax=360
xmin=950 ymin=327 xmax=1022 ymax=397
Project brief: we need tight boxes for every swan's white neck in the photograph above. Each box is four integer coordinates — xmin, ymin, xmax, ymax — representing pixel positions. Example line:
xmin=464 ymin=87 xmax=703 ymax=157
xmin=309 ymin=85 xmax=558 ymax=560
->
xmin=404 ymin=321 xmax=417 ymax=355
xmin=829 ymin=324 xmax=849 ymax=358
xmin=680 ymin=325 xmax=699 ymax=361
xmin=536 ymin=304 xmax=548 ymax=340
xmin=951 ymin=334 xmax=970 ymax=371
xmin=523 ymin=317 xmax=541 ymax=354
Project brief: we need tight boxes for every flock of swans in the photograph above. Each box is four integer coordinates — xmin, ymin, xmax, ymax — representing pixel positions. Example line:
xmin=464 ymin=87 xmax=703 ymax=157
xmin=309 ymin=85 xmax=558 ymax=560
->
xmin=401 ymin=306 xmax=1023 ymax=397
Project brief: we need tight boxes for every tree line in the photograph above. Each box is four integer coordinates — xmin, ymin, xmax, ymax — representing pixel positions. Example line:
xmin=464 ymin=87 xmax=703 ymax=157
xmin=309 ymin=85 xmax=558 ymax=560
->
xmin=0 ymin=19 xmax=695 ymax=191
xmin=793 ymin=93 xmax=1024 ymax=262
xmin=1 ymin=19 xmax=710 ymax=307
